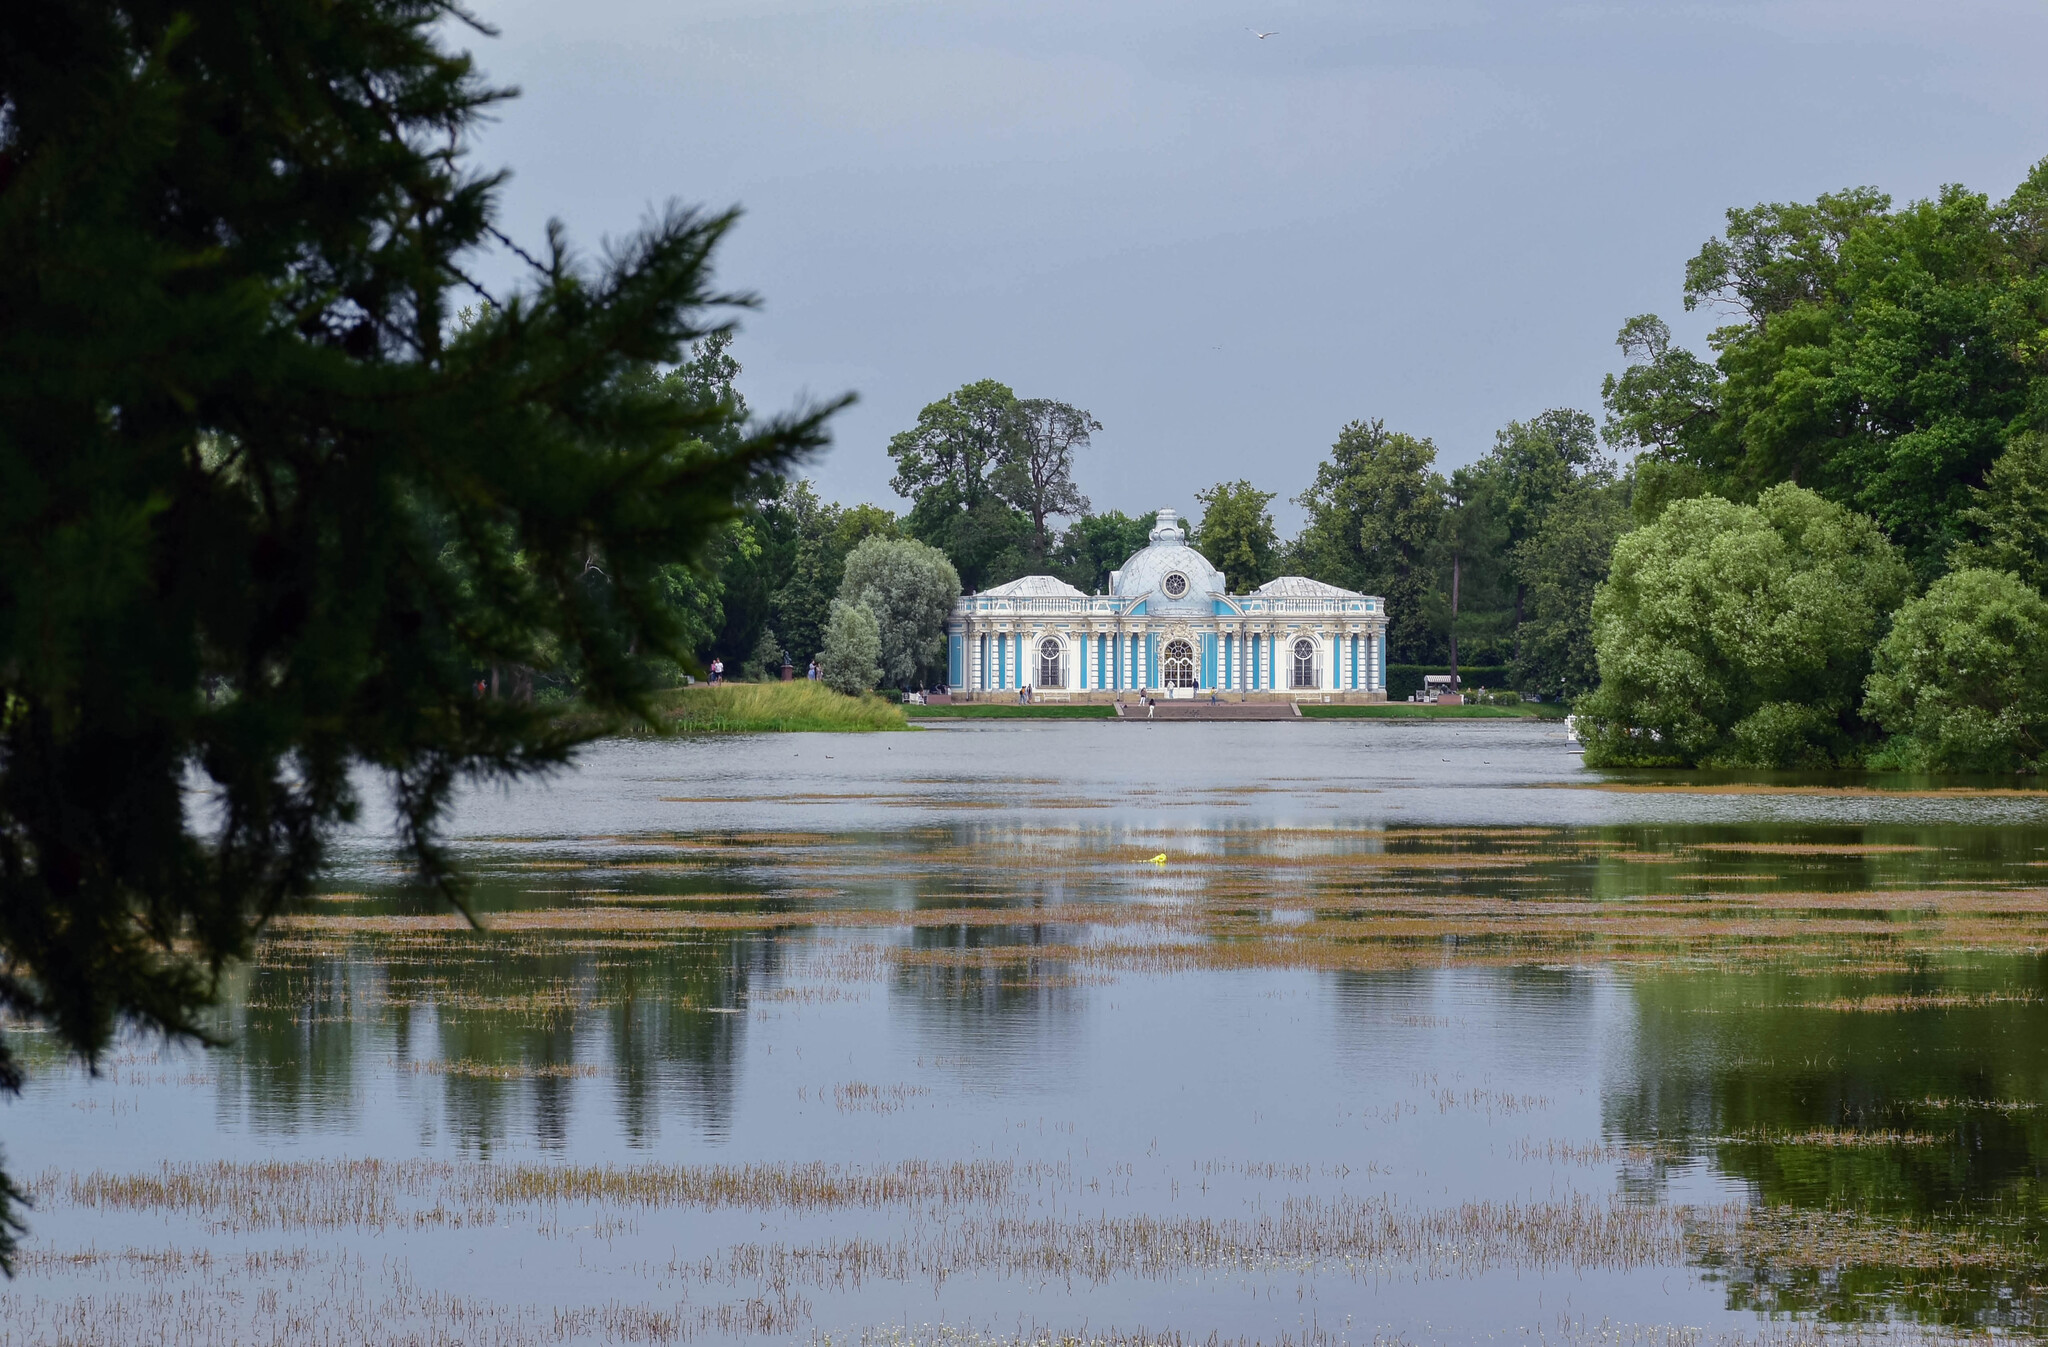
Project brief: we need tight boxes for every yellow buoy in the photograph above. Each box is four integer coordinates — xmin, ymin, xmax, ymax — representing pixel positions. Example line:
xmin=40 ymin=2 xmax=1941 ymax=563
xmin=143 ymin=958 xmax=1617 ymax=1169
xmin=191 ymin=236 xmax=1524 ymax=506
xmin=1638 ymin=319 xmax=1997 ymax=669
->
xmin=1148 ymin=853 xmax=1167 ymax=866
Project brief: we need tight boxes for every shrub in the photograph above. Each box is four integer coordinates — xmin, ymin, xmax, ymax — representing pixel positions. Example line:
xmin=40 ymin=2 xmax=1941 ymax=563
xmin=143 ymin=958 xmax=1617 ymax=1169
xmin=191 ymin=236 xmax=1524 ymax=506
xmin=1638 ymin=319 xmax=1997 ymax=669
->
xmin=740 ymin=628 xmax=785 ymax=681
xmin=1862 ymin=568 xmax=2048 ymax=772
xmin=1579 ymin=485 xmax=1911 ymax=768
xmin=819 ymin=600 xmax=882 ymax=695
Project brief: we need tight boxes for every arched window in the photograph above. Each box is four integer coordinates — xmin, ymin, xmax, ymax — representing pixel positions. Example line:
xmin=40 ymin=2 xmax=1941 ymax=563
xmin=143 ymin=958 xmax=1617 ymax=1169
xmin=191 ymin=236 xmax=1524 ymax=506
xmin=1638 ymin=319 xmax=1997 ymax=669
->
xmin=1163 ymin=639 xmax=1197 ymax=689
xmin=1037 ymin=637 xmax=1062 ymax=687
xmin=1291 ymin=637 xmax=1318 ymax=689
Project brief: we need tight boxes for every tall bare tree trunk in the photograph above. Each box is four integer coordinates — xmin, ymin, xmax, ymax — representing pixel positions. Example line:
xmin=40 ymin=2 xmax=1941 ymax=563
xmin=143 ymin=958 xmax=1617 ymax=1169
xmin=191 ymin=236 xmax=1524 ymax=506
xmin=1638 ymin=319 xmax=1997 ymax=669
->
xmin=1448 ymin=552 xmax=1460 ymax=688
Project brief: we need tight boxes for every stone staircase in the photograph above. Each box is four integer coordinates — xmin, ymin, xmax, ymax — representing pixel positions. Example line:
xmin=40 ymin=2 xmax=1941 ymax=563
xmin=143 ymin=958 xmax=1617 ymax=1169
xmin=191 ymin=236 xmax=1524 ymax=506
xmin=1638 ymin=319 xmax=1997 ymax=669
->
xmin=1112 ymin=700 xmax=1303 ymax=721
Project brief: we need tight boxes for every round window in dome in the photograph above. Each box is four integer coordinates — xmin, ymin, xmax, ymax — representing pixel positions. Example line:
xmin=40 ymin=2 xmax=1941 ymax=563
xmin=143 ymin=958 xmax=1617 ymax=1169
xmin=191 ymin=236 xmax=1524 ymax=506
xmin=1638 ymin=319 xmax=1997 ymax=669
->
xmin=1162 ymin=571 xmax=1189 ymax=598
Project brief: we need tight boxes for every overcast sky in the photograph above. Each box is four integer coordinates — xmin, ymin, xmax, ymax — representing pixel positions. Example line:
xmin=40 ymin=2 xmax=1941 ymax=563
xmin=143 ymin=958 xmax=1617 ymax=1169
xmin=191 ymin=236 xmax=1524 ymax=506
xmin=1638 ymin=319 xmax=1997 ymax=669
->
xmin=463 ymin=0 xmax=2048 ymax=532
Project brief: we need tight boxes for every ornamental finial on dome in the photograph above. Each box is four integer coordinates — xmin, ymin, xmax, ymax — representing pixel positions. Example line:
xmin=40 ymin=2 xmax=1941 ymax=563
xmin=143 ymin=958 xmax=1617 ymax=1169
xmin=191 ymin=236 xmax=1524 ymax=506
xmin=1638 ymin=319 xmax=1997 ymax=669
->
xmin=1149 ymin=508 xmax=1185 ymax=545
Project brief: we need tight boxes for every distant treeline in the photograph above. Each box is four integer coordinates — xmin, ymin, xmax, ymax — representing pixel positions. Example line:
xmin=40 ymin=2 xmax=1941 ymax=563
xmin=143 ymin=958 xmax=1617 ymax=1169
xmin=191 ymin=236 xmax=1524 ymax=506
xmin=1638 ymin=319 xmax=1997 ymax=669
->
xmin=678 ymin=159 xmax=2048 ymax=769
xmin=679 ymin=373 xmax=1631 ymax=703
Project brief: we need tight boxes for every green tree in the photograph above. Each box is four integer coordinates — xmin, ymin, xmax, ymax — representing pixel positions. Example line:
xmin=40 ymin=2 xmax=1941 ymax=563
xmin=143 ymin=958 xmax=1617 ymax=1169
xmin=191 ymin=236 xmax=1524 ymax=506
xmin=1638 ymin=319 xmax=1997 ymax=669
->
xmin=1600 ymin=315 xmax=1722 ymax=467
xmin=1580 ymin=485 xmax=1911 ymax=767
xmin=837 ymin=537 xmax=961 ymax=688
xmin=1508 ymin=477 xmax=1632 ymax=699
xmin=1054 ymin=511 xmax=1155 ymax=594
xmin=1193 ymin=481 xmax=1280 ymax=590
xmin=1604 ymin=163 xmax=2048 ymax=573
xmin=887 ymin=380 xmax=1031 ymax=589
xmin=998 ymin=399 xmax=1098 ymax=564
xmin=1863 ymin=568 xmax=2048 ymax=773
xmin=1294 ymin=420 xmax=1446 ymax=661
xmin=0 ymin=0 xmax=837 ymax=1268
xmin=1430 ymin=463 xmax=1513 ymax=674
xmin=656 ymin=335 xmax=794 ymax=668
xmin=1465 ymin=408 xmax=1617 ymax=675
xmin=819 ymin=600 xmax=882 ymax=694
xmin=768 ymin=486 xmax=897 ymax=666
xmin=1952 ymin=431 xmax=2048 ymax=591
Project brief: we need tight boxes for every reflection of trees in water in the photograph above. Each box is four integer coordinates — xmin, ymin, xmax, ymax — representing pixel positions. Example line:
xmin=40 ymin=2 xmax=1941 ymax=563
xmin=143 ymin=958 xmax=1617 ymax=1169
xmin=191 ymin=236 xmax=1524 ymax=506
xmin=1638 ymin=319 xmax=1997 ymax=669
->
xmin=1606 ymin=954 xmax=2048 ymax=1328
xmin=892 ymin=924 xmax=1086 ymax=1087
xmin=1327 ymin=965 xmax=1608 ymax=1114
xmin=608 ymin=933 xmax=780 ymax=1146
xmin=217 ymin=956 xmax=370 ymax=1134
xmin=217 ymin=931 xmax=782 ymax=1150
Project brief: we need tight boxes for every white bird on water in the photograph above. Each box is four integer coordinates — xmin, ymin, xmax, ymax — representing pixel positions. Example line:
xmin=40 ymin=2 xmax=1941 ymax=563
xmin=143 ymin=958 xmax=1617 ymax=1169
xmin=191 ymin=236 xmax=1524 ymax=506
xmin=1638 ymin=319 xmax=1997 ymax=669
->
xmin=1249 ymin=28 xmax=1278 ymax=39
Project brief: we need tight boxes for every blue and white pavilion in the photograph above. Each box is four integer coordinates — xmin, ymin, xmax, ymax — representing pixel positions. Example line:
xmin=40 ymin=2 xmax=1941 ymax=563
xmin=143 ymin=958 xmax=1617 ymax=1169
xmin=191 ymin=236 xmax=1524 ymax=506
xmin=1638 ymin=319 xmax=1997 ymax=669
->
xmin=946 ymin=509 xmax=1389 ymax=700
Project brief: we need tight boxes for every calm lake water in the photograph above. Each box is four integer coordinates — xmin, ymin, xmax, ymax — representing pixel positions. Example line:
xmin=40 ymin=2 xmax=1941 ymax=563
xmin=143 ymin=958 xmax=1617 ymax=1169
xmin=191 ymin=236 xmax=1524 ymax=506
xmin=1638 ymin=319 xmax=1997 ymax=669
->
xmin=7 ymin=719 xmax=2048 ymax=1346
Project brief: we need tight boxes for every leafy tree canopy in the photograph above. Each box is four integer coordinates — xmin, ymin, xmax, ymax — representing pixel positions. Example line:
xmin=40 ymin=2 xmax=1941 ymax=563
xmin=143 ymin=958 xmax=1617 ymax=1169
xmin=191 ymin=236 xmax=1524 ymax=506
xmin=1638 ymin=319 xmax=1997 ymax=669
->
xmin=1508 ymin=476 xmax=1632 ymax=699
xmin=1605 ymin=162 xmax=2048 ymax=574
xmin=1864 ymin=568 xmax=2048 ymax=773
xmin=1054 ymin=511 xmax=1155 ymax=594
xmin=998 ymin=399 xmax=1098 ymax=565
xmin=765 ymin=483 xmax=897 ymax=668
xmin=1953 ymin=430 xmax=2048 ymax=591
xmin=888 ymin=380 xmax=1030 ymax=589
xmin=1580 ymin=485 xmax=1911 ymax=768
xmin=819 ymin=600 xmax=882 ymax=695
xmin=0 ymin=0 xmax=837 ymax=1268
xmin=888 ymin=380 xmax=1101 ymax=589
xmin=1193 ymin=481 xmax=1280 ymax=590
xmin=837 ymin=537 xmax=960 ymax=688
xmin=1293 ymin=420 xmax=1446 ymax=662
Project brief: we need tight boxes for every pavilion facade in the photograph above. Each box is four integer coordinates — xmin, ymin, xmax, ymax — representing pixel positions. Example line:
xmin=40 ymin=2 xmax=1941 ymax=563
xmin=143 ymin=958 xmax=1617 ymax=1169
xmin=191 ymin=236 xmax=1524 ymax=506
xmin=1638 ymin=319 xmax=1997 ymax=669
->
xmin=946 ymin=509 xmax=1389 ymax=701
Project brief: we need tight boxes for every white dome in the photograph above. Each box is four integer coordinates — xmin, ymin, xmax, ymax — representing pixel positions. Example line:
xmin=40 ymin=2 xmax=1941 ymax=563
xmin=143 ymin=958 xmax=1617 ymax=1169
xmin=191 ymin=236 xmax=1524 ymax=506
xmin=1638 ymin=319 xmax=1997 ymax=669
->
xmin=1110 ymin=510 xmax=1225 ymax=613
xmin=981 ymin=574 xmax=1086 ymax=598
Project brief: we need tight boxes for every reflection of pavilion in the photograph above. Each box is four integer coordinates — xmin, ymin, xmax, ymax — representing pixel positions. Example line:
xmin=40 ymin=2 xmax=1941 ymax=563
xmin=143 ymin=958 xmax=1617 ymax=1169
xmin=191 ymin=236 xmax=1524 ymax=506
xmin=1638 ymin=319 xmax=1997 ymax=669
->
xmin=947 ymin=509 xmax=1389 ymax=700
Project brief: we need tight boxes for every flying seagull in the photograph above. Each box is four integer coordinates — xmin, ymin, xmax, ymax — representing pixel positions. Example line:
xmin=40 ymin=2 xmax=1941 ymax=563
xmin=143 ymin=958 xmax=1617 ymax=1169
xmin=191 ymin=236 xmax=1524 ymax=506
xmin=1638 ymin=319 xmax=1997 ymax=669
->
xmin=1249 ymin=28 xmax=1278 ymax=38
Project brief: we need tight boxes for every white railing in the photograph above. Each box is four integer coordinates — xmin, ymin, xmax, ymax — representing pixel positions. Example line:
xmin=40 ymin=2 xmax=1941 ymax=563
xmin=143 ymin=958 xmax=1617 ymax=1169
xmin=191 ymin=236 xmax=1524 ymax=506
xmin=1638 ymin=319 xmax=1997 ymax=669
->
xmin=957 ymin=596 xmax=1385 ymax=620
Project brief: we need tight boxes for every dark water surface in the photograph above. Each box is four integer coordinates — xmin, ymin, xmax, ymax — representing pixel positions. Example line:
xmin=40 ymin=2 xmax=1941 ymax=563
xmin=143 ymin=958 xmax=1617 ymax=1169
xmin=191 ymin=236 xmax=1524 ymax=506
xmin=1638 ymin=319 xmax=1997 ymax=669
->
xmin=7 ymin=720 xmax=2048 ymax=1346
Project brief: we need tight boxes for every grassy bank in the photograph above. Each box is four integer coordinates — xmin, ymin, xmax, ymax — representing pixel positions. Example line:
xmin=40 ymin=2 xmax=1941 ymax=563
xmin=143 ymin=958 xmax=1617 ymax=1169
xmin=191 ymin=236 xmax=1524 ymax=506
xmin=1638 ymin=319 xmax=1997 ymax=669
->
xmin=1300 ymin=703 xmax=1565 ymax=720
xmin=563 ymin=682 xmax=909 ymax=735
xmin=905 ymin=703 xmax=1116 ymax=719
xmin=665 ymin=682 xmax=907 ymax=732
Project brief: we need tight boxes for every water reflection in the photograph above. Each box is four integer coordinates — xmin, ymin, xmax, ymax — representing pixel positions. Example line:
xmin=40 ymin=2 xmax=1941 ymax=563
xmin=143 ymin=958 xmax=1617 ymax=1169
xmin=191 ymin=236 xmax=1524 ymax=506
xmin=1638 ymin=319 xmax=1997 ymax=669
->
xmin=22 ymin=723 xmax=2048 ymax=1342
xmin=1608 ymin=957 xmax=2048 ymax=1328
xmin=212 ymin=929 xmax=785 ymax=1150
